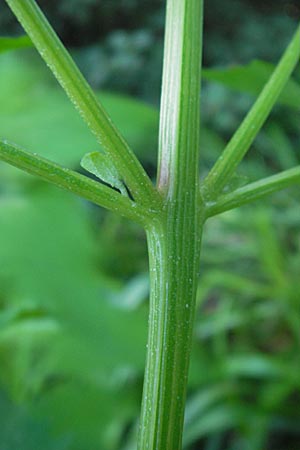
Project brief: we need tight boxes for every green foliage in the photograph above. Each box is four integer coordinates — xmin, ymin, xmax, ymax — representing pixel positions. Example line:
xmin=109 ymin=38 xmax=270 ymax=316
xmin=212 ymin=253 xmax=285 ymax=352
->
xmin=0 ymin=390 xmax=71 ymax=450
xmin=0 ymin=53 xmax=300 ymax=449
xmin=192 ymin=200 xmax=300 ymax=449
xmin=204 ymin=0 xmax=297 ymax=66
xmin=0 ymin=51 xmax=158 ymax=167
xmin=0 ymin=1 xmax=300 ymax=449
xmin=0 ymin=34 xmax=32 ymax=52
xmin=0 ymin=48 xmax=154 ymax=449
xmin=0 ymin=170 xmax=149 ymax=448
xmin=203 ymin=60 xmax=300 ymax=110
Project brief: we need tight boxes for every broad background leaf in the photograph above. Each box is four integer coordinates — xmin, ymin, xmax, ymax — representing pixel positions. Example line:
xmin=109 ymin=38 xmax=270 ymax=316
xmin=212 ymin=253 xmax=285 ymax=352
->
xmin=0 ymin=35 xmax=32 ymax=54
xmin=202 ymin=60 xmax=300 ymax=110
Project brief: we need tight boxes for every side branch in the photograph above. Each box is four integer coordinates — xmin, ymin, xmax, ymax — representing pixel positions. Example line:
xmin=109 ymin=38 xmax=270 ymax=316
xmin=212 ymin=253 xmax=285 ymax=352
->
xmin=202 ymin=25 xmax=300 ymax=201
xmin=4 ymin=0 xmax=157 ymax=205
xmin=0 ymin=141 xmax=151 ymax=225
xmin=205 ymin=166 xmax=300 ymax=218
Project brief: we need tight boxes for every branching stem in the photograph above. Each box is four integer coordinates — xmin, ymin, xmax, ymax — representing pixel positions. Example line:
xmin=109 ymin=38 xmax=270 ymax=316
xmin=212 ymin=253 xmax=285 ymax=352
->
xmin=205 ymin=166 xmax=300 ymax=217
xmin=202 ymin=25 xmax=300 ymax=201
xmin=1 ymin=2 xmax=300 ymax=450
xmin=0 ymin=140 xmax=152 ymax=225
xmin=4 ymin=0 xmax=157 ymax=206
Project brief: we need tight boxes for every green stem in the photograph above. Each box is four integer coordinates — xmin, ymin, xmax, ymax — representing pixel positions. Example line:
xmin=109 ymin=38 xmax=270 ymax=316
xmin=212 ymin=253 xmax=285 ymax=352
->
xmin=202 ymin=25 xmax=300 ymax=201
xmin=205 ymin=166 xmax=300 ymax=217
xmin=138 ymin=1 xmax=204 ymax=448
xmin=0 ymin=140 xmax=151 ymax=225
xmin=5 ymin=0 xmax=157 ymax=205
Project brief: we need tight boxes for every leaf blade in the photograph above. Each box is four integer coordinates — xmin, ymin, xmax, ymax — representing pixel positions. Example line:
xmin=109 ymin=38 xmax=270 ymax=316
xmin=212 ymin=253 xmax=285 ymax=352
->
xmin=81 ymin=151 xmax=128 ymax=197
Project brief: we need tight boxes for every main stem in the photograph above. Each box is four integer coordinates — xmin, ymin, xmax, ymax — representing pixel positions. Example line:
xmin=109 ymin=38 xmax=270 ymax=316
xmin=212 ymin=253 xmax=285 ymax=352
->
xmin=138 ymin=1 xmax=204 ymax=449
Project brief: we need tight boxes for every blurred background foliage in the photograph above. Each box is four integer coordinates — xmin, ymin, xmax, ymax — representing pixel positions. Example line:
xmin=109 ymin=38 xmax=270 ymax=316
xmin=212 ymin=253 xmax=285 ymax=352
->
xmin=0 ymin=0 xmax=300 ymax=449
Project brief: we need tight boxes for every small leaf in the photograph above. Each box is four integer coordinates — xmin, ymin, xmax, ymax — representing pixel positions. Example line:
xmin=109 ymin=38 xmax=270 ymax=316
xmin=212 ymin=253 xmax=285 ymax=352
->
xmin=0 ymin=36 xmax=32 ymax=54
xmin=81 ymin=151 xmax=128 ymax=196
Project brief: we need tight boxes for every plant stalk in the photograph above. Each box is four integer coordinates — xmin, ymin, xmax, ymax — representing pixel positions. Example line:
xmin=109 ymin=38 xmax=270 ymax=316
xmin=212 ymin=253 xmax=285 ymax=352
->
xmin=138 ymin=1 xmax=204 ymax=448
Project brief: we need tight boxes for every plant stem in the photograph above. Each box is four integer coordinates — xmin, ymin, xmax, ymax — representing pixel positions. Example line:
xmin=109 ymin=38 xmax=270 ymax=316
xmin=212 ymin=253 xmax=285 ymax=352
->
xmin=5 ymin=0 xmax=157 ymax=206
xmin=138 ymin=1 xmax=204 ymax=448
xmin=0 ymin=140 xmax=152 ymax=225
xmin=202 ymin=25 xmax=300 ymax=201
xmin=205 ymin=165 xmax=300 ymax=217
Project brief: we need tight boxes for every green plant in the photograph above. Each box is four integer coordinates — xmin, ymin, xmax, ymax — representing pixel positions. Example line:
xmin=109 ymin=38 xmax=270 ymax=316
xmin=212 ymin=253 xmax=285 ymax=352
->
xmin=0 ymin=1 xmax=300 ymax=449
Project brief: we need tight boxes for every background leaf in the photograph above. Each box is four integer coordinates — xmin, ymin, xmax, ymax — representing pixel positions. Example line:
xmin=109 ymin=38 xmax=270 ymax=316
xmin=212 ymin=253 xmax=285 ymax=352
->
xmin=202 ymin=60 xmax=300 ymax=110
xmin=0 ymin=35 xmax=32 ymax=54
xmin=0 ymin=51 xmax=159 ymax=167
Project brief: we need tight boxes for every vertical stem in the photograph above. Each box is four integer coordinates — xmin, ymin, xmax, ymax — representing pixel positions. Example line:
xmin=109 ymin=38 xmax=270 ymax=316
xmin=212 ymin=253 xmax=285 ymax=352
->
xmin=138 ymin=1 xmax=204 ymax=449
